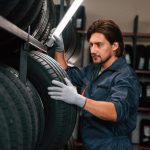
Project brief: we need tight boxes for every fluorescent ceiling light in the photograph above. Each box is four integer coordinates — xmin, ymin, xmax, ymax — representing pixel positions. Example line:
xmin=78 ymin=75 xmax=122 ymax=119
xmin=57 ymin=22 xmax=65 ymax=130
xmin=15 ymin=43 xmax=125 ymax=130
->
xmin=53 ymin=0 xmax=84 ymax=38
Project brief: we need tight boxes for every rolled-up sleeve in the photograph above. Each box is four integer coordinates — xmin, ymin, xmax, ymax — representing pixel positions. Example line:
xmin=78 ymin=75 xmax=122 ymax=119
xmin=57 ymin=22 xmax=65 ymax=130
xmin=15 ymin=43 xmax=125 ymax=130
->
xmin=110 ymin=75 xmax=139 ymax=122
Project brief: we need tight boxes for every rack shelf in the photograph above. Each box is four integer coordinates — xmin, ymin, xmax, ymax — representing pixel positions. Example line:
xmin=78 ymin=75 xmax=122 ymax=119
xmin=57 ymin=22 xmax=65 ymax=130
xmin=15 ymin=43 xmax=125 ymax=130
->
xmin=139 ymin=107 xmax=150 ymax=112
xmin=136 ymin=33 xmax=150 ymax=38
xmin=123 ymin=16 xmax=150 ymax=148
xmin=135 ymin=70 xmax=150 ymax=75
xmin=122 ymin=32 xmax=135 ymax=37
xmin=122 ymin=32 xmax=150 ymax=38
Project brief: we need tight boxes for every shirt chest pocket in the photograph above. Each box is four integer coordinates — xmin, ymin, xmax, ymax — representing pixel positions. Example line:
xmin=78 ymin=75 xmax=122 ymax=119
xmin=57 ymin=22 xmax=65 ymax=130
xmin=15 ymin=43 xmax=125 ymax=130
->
xmin=92 ymin=84 xmax=110 ymax=100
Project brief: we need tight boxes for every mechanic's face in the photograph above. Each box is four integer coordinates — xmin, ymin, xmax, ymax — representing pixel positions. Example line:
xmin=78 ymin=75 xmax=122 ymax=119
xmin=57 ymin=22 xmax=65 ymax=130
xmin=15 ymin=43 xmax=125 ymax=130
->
xmin=89 ymin=32 xmax=118 ymax=67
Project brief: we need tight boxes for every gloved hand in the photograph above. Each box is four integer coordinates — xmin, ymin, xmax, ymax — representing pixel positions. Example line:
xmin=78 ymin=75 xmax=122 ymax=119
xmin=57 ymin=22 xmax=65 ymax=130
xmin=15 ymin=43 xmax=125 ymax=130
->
xmin=48 ymin=78 xmax=86 ymax=108
xmin=46 ymin=28 xmax=64 ymax=52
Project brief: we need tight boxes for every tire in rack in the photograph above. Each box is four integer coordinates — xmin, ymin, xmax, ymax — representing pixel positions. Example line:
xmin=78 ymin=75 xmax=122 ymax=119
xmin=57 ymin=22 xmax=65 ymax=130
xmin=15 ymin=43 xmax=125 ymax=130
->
xmin=0 ymin=65 xmax=39 ymax=150
xmin=0 ymin=0 xmax=19 ymax=17
xmin=0 ymin=71 xmax=32 ymax=150
xmin=0 ymin=106 xmax=11 ymax=150
xmin=1 ymin=65 xmax=45 ymax=150
xmin=6 ymin=0 xmax=35 ymax=25
xmin=18 ymin=0 xmax=43 ymax=29
xmin=27 ymin=51 xmax=77 ymax=150
xmin=0 ymin=73 xmax=24 ymax=150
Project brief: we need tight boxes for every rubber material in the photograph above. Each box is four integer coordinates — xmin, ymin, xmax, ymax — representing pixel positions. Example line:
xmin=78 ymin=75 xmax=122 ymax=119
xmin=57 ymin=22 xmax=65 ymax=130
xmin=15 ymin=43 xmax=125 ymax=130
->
xmin=27 ymin=51 xmax=77 ymax=150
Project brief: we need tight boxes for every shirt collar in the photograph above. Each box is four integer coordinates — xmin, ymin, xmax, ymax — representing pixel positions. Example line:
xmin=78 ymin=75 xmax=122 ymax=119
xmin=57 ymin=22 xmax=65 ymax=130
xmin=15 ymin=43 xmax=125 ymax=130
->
xmin=94 ymin=56 xmax=126 ymax=73
xmin=107 ymin=56 xmax=126 ymax=72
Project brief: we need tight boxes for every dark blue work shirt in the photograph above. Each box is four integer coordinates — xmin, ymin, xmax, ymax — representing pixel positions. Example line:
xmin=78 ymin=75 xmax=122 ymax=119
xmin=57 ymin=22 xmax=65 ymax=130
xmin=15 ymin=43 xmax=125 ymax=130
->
xmin=67 ymin=57 xmax=140 ymax=150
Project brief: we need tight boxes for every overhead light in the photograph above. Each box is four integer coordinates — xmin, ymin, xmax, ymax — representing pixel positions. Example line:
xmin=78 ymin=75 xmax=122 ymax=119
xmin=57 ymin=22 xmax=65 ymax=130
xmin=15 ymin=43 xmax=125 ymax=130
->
xmin=53 ymin=0 xmax=84 ymax=38
xmin=46 ymin=0 xmax=84 ymax=47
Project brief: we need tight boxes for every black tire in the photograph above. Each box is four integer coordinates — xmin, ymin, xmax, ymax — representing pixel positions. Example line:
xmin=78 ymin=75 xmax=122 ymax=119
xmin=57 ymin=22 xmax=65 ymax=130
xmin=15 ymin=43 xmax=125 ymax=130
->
xmin=63 ymin=22 xmax=78 ymax=61
xmin=6 ymin=0 xmax=34 ymax=25
xmin=49 ymin=0 xmax=56 ymax=28
xmin=0 ymin=0 xmax=19 ymax=17
xmin=27 ymin=51 xmax=77 ymax=150
xmin=31 ymin=0 xmax=48 ymax=39
xmin=39 ymin=0 xmax=56 ymax=43
xmin=0 ymin=105 xmax=11 ymax=150
xmin=18 ymin=0 xmax=43 ymax=29
xmin=66 ymin=33 xmax=82 ymax=64
xmin=0 ymin=71 xmax=32 ymax=150
xmin=0 ymin=74 xmax=23 ymax=150
xmin=0 ymin=65 xmax=39 ymax=150
xmin=55 ymin=4 xmax=79 ymax=63
xmin=2 ymin=65 xmax=45 ymax=149
xmin=25 ymin=79 xmax=45 ymax=149
xmin=39 ymin=21 xmax=51 ymax=44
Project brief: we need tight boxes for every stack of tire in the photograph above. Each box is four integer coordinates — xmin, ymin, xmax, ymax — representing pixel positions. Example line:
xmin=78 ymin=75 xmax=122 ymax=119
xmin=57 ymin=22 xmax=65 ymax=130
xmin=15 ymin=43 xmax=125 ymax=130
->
xmin=0 ymin=0 xmax=56 ymax=52
xmin=0 ymin=0 xmax=77 ymax=150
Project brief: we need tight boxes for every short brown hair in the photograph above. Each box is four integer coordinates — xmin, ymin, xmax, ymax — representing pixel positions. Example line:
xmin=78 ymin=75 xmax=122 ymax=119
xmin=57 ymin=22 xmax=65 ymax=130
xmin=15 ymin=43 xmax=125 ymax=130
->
xmin=87 ymin=19 xmax=124 ymax=57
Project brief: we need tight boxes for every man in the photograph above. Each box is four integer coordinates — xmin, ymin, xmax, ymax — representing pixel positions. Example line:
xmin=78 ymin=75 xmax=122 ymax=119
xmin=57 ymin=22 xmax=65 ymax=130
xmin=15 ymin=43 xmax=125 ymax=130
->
xmin=47 ymin=19 xmax=140 ymax=150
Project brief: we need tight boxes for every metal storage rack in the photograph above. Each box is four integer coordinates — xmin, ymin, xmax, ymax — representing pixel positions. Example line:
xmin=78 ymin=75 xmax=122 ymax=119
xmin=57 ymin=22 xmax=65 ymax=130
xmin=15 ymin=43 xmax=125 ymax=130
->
xmin=123 ymin=15 xmax=150 ymax=150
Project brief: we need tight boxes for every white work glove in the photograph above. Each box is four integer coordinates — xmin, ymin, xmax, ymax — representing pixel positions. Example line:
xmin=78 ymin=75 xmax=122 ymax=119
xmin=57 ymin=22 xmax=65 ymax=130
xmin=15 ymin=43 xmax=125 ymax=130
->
xmin=46 ymin=28 xmax=64 ymax=52
xmin=48 ymin=78 xmax=86 ymax=108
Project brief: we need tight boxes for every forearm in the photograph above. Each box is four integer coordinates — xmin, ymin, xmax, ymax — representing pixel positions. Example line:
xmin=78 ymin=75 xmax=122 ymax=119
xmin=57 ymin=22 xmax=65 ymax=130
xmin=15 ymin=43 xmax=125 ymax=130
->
xmin=83 ymin=98 xmax=117 ymax=122
xmin=54 ymin=51 xmax=68 ymax=70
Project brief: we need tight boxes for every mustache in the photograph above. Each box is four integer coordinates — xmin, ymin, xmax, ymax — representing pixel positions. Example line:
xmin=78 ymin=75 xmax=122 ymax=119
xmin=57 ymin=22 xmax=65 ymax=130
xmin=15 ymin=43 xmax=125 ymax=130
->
xmin=91 ymin=54 xmax=99 ymax=57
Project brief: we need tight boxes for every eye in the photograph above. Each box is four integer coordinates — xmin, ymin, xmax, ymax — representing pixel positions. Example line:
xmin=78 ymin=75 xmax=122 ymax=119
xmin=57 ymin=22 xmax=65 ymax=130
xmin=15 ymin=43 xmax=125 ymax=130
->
xmin=89 ymin=42 xmax=103 ymax=48
xmin=96 ymin=42 xmax=103 ymax=48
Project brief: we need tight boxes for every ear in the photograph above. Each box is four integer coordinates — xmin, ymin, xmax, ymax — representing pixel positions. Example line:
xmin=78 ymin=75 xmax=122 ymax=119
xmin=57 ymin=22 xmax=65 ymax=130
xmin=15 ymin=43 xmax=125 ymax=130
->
xmin=112 ymin=42 xmax=119 ymax=53
xmin=112 ymin=42 xmax=119 ymax=51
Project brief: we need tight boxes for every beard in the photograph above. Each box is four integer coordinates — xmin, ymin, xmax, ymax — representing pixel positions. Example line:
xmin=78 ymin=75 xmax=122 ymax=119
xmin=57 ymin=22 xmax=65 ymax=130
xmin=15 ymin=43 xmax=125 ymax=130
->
xmin=91 ymin=55 xmax=102 ymax=64
xmin=91 ymin=54 xmax=112 ymax=65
